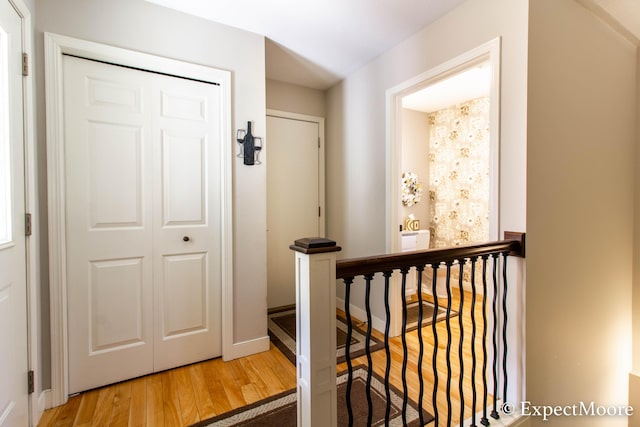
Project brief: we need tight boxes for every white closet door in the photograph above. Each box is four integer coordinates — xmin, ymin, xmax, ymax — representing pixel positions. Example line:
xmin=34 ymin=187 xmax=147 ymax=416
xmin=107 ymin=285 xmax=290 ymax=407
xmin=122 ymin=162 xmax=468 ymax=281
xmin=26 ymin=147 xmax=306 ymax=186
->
xmin=151 ymin=73 xmax=223 ymax=371
xmin=64 ymin=55 xmax=222 ymax=393
xmin=64 ymin=56 xmax=155 ymax=393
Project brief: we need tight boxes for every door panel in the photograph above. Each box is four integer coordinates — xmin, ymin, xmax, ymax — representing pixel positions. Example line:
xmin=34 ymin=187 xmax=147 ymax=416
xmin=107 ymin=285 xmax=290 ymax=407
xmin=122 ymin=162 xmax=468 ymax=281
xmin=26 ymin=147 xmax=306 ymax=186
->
xmin=152 ymin=73 xmax=222 ymax=371
xmin=87 ymin=76 xmax=142 ymax=112
xmin=266 ymin=116 xmax=321 ymax=309
xmin=65 ymin=56 xmax=155 ymax=393
xmin=161 ymin=252 xmax=207 ymax=337
xmin=161 ymin=132 xmax=205 ymax=225
xmin=0 ymin=1 xmax=28 ymax=426
xmin=161 ymin=91 xmax=206 ymax=121
xmin=88 ymin=122 xmax=143 ymax=228
xmin=89 ymin=258 xmax=145 ymax=352
xmin=65 ymin=55 xmax=222 ymax=392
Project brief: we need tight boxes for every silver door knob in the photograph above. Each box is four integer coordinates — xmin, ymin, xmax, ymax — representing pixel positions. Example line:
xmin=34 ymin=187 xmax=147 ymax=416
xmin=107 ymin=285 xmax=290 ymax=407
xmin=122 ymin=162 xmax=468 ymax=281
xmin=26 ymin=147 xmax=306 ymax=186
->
xmin=183 ymin=236 xmax=190 ymax=242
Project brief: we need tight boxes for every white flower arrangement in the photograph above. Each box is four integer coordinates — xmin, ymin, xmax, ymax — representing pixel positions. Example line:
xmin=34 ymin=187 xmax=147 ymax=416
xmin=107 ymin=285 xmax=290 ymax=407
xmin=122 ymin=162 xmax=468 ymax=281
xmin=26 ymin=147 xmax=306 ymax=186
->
xmin=401 ymin=172 xmax=423 ymax=207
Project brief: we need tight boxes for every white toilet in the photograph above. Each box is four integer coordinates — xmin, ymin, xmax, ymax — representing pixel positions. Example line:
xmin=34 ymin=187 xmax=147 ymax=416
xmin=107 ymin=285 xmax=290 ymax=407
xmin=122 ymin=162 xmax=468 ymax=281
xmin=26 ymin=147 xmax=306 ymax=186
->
xmin=400 ymin=229 xmax=430 ymax=252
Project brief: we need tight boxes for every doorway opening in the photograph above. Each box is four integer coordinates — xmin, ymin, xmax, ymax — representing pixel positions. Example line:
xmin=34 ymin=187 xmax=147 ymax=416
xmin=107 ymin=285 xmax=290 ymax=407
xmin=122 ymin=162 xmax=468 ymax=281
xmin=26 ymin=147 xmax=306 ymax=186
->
xmin=401 ymin=60 xmax=491 ymax=248
xmin=385 ymin=38 xmax=501 ymax=336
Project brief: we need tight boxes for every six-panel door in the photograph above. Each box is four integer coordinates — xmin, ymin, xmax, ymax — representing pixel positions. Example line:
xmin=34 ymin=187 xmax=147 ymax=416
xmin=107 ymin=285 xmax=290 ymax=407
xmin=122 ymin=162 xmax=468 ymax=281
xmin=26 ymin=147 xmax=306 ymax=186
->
xmin=64 ymin=55 xmax=223 ymax=393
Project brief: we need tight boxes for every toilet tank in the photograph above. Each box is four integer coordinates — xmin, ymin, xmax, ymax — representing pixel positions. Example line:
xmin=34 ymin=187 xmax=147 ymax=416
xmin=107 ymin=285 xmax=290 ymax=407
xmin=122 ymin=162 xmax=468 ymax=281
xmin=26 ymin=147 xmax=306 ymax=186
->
xmin=400 ymin=229 xmax=430 ymax=251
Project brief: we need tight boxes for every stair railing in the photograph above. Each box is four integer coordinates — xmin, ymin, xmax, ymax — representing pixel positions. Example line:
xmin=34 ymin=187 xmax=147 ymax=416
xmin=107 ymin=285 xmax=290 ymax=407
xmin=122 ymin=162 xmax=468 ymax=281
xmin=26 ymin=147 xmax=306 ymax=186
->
xmin=290 ymin=232 xmax=524 ymax=427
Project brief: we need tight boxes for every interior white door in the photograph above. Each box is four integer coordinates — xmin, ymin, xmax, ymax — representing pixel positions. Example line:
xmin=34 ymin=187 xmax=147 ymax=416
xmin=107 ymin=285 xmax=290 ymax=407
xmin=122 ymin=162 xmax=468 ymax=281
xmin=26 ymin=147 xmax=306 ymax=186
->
xmin=151 ymin=72 xmax=223 ymax=371
xmin=0 ymin=1 xmax=29 ymax=425
xmin=64 ymin=55 xmax=223 ymax=393
xmin=266 ymin=115 xmax=321 ymax=309
xmin=64 ymin=55 xmax=154 ymax=393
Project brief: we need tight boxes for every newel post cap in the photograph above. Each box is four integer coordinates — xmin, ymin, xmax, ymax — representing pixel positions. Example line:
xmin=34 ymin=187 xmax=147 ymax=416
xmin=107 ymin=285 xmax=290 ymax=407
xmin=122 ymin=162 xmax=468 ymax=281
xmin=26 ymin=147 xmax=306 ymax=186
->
xmin=289 ymin=237 xmax=342 ymax=254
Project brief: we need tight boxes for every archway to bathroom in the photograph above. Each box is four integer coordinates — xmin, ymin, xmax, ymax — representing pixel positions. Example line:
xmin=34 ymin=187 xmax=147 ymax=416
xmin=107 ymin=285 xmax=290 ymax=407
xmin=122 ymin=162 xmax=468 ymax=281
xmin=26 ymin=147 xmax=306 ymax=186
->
xmin=385 ymin=38 xmax=501 ymax=335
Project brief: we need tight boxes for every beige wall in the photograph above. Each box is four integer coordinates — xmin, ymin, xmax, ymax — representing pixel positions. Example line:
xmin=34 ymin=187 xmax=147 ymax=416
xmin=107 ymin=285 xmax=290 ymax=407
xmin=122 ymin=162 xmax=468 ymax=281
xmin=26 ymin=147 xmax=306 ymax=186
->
xmin=266 ymin=78 xmax=326 ymax=118
xmin=633 ymin=43 xmax=640 ymax=427
xmin=527 ymin=1 xmax=636 ymax=425
xmin=35 ymin=0 xmax=268 ymax=390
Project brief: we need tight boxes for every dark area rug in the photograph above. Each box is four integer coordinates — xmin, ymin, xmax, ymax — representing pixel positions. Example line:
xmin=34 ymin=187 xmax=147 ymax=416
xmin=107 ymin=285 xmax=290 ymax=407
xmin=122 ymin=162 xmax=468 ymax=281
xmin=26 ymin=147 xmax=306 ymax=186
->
xmin=268 ymin=308 xmax=385 ymax=364
xmin=190 ymin=365 xmax=433 ymax=426
xmin=405 ymin=300 xmax=457 ymax=332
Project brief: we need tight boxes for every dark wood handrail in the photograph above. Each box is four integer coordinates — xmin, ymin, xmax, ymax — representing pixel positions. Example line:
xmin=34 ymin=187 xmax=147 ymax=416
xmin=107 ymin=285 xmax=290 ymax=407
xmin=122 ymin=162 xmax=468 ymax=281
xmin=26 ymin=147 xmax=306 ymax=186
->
xmin=336 ymin=235 xmax=524 ymax=279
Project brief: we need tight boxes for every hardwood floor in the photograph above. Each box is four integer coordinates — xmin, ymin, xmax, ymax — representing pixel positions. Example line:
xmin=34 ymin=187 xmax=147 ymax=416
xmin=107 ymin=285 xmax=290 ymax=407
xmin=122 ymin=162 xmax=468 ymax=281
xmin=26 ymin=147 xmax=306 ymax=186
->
xmin=37 ymin=346 xmax=297 ymax=427
xmin=39 ymin=289 xmax=490 ymax=426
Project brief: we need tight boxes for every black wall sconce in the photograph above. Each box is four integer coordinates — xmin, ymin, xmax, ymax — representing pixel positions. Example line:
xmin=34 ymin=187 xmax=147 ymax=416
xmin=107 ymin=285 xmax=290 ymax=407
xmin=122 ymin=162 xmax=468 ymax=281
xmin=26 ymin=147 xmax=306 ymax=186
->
xmin=236 ymin=121 xmax=263 ymax=165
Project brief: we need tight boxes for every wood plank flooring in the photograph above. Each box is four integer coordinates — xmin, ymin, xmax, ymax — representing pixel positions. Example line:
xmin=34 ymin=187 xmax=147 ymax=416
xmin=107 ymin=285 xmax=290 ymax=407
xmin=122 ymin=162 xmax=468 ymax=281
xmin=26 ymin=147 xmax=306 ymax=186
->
xmin=39 ymin=289 xmax=492 ymax=426
xmin=37 ymin=346 xmax=297 ymax=427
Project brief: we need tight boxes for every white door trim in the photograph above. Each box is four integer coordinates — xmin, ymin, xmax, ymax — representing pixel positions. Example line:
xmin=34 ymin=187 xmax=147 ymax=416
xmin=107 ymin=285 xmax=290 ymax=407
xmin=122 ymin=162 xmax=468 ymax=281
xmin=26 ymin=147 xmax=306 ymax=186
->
xmin=44 ymin=33 xmax=233 ymax=406
xmin=266 ymin=109 xmax=326 ymax=236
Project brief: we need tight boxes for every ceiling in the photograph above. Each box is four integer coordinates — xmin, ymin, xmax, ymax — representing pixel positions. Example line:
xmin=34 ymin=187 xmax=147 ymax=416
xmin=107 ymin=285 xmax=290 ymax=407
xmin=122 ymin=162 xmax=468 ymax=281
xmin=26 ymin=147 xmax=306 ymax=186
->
xmin=145 ymin=0 xmax=466 ymax=89
xmin=146 ymin=0 xmax=639 ymax=91
xmin=402 ymin=60 xmax=490 ymax=113
xmin=578 ymin=0 xmax=640 ymax=44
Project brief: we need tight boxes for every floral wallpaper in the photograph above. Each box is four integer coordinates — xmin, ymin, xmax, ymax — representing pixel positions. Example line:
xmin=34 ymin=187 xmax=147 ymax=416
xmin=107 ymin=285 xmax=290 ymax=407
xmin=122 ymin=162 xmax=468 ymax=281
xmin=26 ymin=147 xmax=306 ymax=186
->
xmin=428 ymin=97 xmax=490 ymax=248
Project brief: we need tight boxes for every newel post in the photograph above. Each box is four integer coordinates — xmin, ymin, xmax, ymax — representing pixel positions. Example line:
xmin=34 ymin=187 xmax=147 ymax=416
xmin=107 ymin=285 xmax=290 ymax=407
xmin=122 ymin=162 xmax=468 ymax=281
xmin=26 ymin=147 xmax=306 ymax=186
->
xmin=289 ymin=238 xmax=342 ymax=427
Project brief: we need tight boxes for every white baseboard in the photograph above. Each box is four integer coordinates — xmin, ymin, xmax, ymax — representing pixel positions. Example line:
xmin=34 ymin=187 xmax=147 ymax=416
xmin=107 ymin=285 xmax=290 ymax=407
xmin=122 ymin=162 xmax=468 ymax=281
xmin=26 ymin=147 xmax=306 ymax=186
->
xmin=223 ymin=335 xmax=270 ymax=361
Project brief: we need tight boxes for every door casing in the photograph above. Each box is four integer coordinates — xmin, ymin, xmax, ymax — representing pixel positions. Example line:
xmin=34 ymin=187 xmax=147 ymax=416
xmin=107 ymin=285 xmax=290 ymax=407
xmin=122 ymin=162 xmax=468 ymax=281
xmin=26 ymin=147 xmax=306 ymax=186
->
xmin=45 ymin=33 xmax=233 ymax=406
